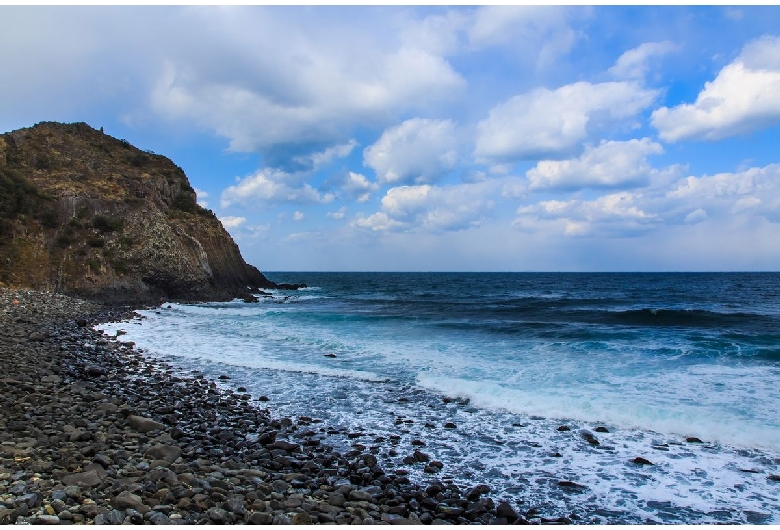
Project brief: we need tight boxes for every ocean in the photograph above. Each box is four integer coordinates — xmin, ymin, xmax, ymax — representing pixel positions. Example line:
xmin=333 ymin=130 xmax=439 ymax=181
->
xmin=97 ymin=272 xmax=780 ymax=524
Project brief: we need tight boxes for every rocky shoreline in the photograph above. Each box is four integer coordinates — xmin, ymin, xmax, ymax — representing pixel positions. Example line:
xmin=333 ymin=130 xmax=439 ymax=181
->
xmin=0 ymin=288 xmax=567 ymax=525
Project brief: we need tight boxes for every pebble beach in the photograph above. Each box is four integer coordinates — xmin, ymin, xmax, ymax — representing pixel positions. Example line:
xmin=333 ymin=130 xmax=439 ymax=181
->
xmin=0 ymin=288 xmax=553 ymax=525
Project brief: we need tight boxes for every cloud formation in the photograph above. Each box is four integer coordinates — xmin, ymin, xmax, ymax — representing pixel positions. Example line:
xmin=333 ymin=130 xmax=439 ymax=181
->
xmin=652 ymin=35 xmax=780 ymax=141
xmin=608 ymin=41 xmax=677 ymax=80
xmin=221 ymin=168 xmax=335 ymax=208
xmin=475 ymin=81 xmax=658 ymax=162
xmin=526 ymin=138 xmax=665 ymax=190
xmin=363 ymin=118 xmax=461 ymax=185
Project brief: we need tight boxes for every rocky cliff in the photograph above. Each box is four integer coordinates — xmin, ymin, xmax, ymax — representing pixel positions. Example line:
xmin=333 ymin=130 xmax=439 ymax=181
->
xmin=0 ymin=121 xmax=281 ymax=302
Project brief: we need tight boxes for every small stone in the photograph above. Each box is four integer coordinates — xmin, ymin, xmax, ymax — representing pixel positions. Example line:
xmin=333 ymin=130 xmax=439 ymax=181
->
xmin=33 ymin=514 xmax=60 ymax=525
xmin=112 ymin=491 xmax=150 ymax=514
xmin=207 ymin=507 xmax=229 ymax=523
xmin=444 ymin=422 xmax=456 ymax=429
xmin=767 ymin=474 xmax=780 ymax=482
xmin=557 ymin=425 xmax=570 ymax=431
xmin=594 ymin=426 xmax=609 ymax=433
xmin=291 ymin=512 xmax=311 ymax=524
xmin=144 ymin=444 xmax=182 ymax=463
xmin=248 ymin=512 xmax=274 ymax=524
xmin=686 ymin=436 xmax=703 ymax=443
xmin=128 ymin=415 xmax=164 ymax=433
xmin=633 ymin=457 xmax=654 ymax=465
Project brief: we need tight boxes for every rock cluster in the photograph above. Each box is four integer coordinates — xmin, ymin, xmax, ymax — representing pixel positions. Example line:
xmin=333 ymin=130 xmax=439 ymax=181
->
xmin=0 ymin=289 xmax=551 ymax=525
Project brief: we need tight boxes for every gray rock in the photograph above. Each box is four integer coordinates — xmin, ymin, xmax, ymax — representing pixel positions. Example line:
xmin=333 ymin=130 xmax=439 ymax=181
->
xmin=112 ymin=491 xmax=150 ymax=514
xmin=61 ymin=465 xmax=106 ymax=488
xmin=291 ymin=512 xmax=311 ymax=524
xmin=33 ymin=514 xmax=60 ymax=525
xmin=148 ymin=511 xmax=171 ymax=525
xmin=349 ymin=490 xmax=373 ymax=502
xmin=207 ymin=507 xmax=228 ymax=523
xmin=248 ymin=512 xmax=274 ymax=524
xmin=144 ymin=444 xmax=182 ymax=463
xmin=128 ymin=415 xmax=164 ymax=433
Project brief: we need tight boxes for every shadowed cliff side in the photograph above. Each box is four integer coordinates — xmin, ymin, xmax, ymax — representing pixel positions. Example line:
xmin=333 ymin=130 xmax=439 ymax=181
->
xmin=0 ymin=121 xmax=286 ymax=302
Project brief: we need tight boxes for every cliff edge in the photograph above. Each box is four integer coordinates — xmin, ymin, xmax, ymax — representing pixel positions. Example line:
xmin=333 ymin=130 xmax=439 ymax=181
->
xmin=0 ymin=121 xmax=281 ymax=302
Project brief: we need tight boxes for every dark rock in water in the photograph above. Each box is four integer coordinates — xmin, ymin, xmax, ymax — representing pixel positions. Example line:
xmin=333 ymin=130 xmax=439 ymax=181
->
xmin=594 ymin=426 xmax=609 ymax=433
xmin=686 ymin=436 xmax=703 ymax=443
xmin=557 ymin=425 xmax=570 ymax=432
xmin=444 ymin=422 xmax=456 ymax=429
xmin=767 ymin=474 xmax=780 ymax=482
xmin=558 ymin=480 xmax=587 ymax=490
xmin=632 ymin=457 xmax=654 ymax=466
xmin=242 ymin=295 xmax=258 ymax=303
xmin=579 ymin=430 xmax=600 ymax=446
xmin=552 ymin=452 xmax=563 ymax=458
xmin=237 ymin=386 xmax=247 ymax=392
xmin=258 ymin=395 xmax=269 ymax=401
xmin=128 ymin=415 xmax=164 ymax=433
xmin=218 ymin=374 xmax=230 ymax=380
xmin=413 ymin=450 xmax=430 ymax=462
xmin=411 ymin=439 xmax=426 ymax=446
xmin=496 ymin=501 xmax=519 ymax=522
xmin=466 ymin=484 xmax=491 ymax=501
xmin=324 ymin=353 xmax=337 ymax=358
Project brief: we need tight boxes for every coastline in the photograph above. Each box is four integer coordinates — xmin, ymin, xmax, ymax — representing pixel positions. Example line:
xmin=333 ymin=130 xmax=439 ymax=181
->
xmin=0 ymin=288 xmax=547 ymax=525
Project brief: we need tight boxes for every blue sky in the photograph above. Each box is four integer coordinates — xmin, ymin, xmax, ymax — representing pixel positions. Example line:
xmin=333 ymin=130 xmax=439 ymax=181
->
xmin=3 ymin=6 xmax=780 ymax=271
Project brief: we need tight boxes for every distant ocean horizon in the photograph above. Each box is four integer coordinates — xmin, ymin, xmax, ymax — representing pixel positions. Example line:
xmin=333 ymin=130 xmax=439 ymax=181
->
xmin=99 ymin=272 xmax=780 ymax=524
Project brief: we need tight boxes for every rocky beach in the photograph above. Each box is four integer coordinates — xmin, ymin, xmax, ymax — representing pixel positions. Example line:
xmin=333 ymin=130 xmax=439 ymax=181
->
xmin=0 ymin=288 xmax=555 ymax=525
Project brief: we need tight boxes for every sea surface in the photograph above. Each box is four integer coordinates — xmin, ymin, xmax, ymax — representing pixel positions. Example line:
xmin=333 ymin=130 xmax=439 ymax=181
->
xmin=98 ymin=272 xmax=780 ymax=524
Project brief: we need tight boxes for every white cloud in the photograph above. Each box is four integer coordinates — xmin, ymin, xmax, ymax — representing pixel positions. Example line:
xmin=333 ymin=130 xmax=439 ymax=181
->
xmin=652 ymin=35 xmax=780 ymax=142
xmin=364 ymin=118 xmax=461 ymax=185
xmin=218 ymin=216 xmax=246 ymax=229
xmin=327 ymin=206 xmax=348 ymax=220
xmin=343 ymin=172 xmax=379 ymax=203
xmin=293 ymin=211 xmax=304 ymax=221
xmin=608 ymin=41 xmax=677 ymax=80
xmin=468 ymin=6 xmax=582 ymax=67
xmin=475 ymin=81 xmax=659 ymax=162
xmin=526 ymin=138 xmax=665 ymax=190
xmin=514 ymin=163 xmax=780 ymax=237
xmin=149 ymin=7 xmax=466 ymax=156
xmin=194 ymin=187 xmax=209 ymax=208
xmin=515 ymin=192 xmax=656 ymax=237
xmin=353 ymin=180 xmax=508 ymax=234
xmin=293 ymin=139 xmax=358 ymax=171
xmin=220 ymin=168 xmax=335 ymax=208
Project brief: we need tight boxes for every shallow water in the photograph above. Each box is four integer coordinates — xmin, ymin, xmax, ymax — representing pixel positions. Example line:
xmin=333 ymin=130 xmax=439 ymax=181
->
xmin=97 ymin=272 xmax=780 ymax=523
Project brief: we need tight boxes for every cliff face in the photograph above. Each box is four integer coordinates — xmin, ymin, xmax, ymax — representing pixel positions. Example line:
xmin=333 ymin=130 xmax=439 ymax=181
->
xmin=0 ymin=121 xmax=276 ymax=302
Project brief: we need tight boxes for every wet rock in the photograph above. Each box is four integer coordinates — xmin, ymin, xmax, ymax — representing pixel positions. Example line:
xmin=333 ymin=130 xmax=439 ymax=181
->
xmin=291 ymin=512 xmax=311 ymax=524
xmin=112 ymin=491 xmax=150 ymax=514
xmin=466 ymin=484 xmax=491 ymax=501
xmin=767 ymin=474 xmax=780 ymax=482
xmin=633 ymin=457 xmax=654 ymax=466
xmin=444 ymin=422 xmax=456 ymax=429
xmin=144 ymin=444 xmax=182 ymax=463
xmin=558 ymin=480 xmax=587 ymax=491
xmin=579 ymin=430 xmax=599 ymax=446
xmin=686 ymin=437 xmax=703 ymax=443
xmin=128 ymin=415 xmax=165 ymax=433
xmin=594 ymin=426 xmax=609 ymax=433
xmin=556 ymin=425 xmax=570 ymax=431
xmin=61 ymin=467 xmax=104 ymax=488
xmin=496 ymin=501 xmax=519 ymax=522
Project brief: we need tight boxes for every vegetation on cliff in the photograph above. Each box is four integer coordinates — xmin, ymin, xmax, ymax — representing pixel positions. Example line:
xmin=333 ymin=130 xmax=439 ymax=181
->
xmin=0 ymin=121 xmax=278 ymax=302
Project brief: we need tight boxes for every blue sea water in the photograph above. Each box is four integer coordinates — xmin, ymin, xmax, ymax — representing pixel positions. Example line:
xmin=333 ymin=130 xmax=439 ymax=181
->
xmin=98 ymin=272 xmax=780 ymax=524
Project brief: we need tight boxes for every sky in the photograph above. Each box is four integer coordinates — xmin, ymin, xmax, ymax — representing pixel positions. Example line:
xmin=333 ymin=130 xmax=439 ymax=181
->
xmin=3 ymin=5 xmax=780 ymax=271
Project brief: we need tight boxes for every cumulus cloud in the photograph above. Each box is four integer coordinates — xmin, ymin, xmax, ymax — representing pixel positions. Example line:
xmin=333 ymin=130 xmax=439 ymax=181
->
xmin=293 ymin=211 xmax=304 ymax=221
xmin=220 ymin=168 xmax=335 ymax=208
xmin=364 ymin=118 xmax=461 ymax=185
xmin=526 ymin=138 xmax=665 ymax=190
xmin=652 ymin=35 xmax=780 ymax=141
xmin=218 ymin=216 xmax=246 ymax=229
xmin=514 ymin=163 xmax=780 ymax=237
xmin=475 ymin=81 xmax=659 ymax=162
xmin=149 ymin=8 xmax=465 ymax=158
xmin=292 ymin=140 xmax=358 ymax=172
xmin=352 ymin=180 xmax=507 ymax=233
xmin=608 ymin=41 xmax=677 ymax=80
xmin=327 ymin=206 xmax=348 ymax=220
xmin=323 ymin=172 xmax=379 ymax=203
